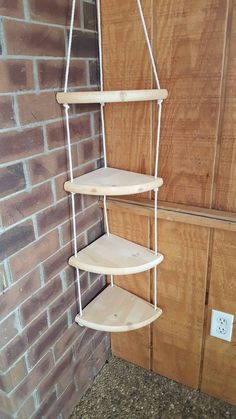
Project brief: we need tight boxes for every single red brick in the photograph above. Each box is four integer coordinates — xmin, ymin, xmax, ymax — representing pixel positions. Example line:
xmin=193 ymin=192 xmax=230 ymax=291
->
xmin=4 ymin=20 xmax=65 ymax=56
xmin=0 ymin=268 xmax=41 ymax=321
xmin=46 ymin=114 xmax=91 ymax=150
xmin=25 ymin=311 xmax=48 ymax=345
xmin=70 ymin=29 xmax=98 ymax=59
xmin=28 ymin=146 xmax=78 ymax=185
xmin=87 ymin=219 xmax=103 ymax=243
xmin=0 ymin=357 xmax=28 ymax=393
xmin=17 ymin=91 xmax=62 ymax=125
xmin=28 ymin=314 xmax=68 ymax=367
xmin=0 ymin=96 xmax=15 ymax=128
xmin=81 ymin=276 xmax=105 ymax=310
xmin=36 ymin=197 xmax=70 ymax=236
xmin=0 ymin=60 xmax=33 ymax=93
xmin=13 ymin=351 xmax=54 ymax=403
xmin=63 ymin=267 xmax=89 ymax=292
xmin=89 ymin=60 xmax=99 ymax=86
xmin=0 ymin=219 xmax=35 ymax=262
xmin=61 ymin=204 xmax=102 ymax=244
xmin=49 ymin=284 xmax=75 ymax=323
xmin=78 ymin=136 xmax=102 ymax=165
xmin=93 ymin=110 xmax=101 ymax=134
xmin=31 ymin=390 xmax=57 ymax=419
xmin=0 ymin=182 xmax=54 ymax=228
xmin=53 ymin=323 xmax=83 ymax=361
xmin=38 ymin=59 xmax=86 ymax=89
xmin=0 ymin=313 xmax=19 ymax=349
xmin=83 ymin=2 xmax=97 ymax=31
xmin=9 ymin=229 xmax=60 ymax=281
xmin=20 ymin=275 xmax=62 ymax=326
xmin=0 ymin=127 xmax=44 ymax=164
xmin=38 ymin=349 xmax=73 ymax=401
xmin=73 ymin=328 xmax=96 ymax=360
xmin=46 ymin=381 xmax=77 ymax=419
xmin=28 ymin=0 xmax=80 ymax=27
xmin=0 ymin=163 xmax=26 ymax=199
xmin=0 ymin=0 xmax=23 ymax=18
xmin=43 ymin=242 xmax=74 ymax=281
xmin=0 ymin=334 xmax=28 ymax=371
xmin=15 ymin=395 xmax=35 ymax=419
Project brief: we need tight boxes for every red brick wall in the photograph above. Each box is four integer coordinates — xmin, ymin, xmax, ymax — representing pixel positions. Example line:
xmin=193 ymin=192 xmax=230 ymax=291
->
xmin=0 ymin=1 xmax=110 ymax=417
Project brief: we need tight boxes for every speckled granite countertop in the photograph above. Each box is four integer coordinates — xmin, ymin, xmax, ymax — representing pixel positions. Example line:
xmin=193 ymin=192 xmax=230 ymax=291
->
xmin=69 ymin=357 xmax=236 ymax=419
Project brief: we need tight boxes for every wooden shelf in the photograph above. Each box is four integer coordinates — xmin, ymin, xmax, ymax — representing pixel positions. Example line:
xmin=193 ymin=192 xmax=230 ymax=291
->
xmin=69 ymin=234 xmax=163 ymax=275
xmin=57 ymin=89 xmax=168 ymax=104
xmin=64 ymin=167 xmax=163 ymax=196
xmin=75 ymin=285 xmax=162 ymax=332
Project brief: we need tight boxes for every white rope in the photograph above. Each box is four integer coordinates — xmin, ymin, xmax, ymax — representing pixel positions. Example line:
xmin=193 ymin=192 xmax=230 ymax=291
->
xmin=64 ymin=0 xmax=76 ymax=93
xmin=136 ymin=0 xmax=163 ymax=310
xmin=155 ymin=100 xmax=163 ymax=178
xmin=152 ymin=100 xmax=163 ymax=310
xmin=136 ymin=0 xmax=160 ymax=89
xmin=63 ymin=0 xmax=82 ymax=316
xmin=96 ymin=0 xmax=108 ymax=167
xmin=154 ymin=189 xmax=158 ymax=310
xmin=103 ymin=195 xmax=110 ymax=236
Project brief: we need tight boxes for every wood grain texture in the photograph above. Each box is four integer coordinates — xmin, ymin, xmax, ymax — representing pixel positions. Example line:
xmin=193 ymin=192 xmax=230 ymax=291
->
xmin=154 ymin=0 xmax=228 ymax=207
xmin=64 ymin=167 xmax=163 ymax=196
xmin=152 ymin=219 xmax=209 ymax=388
xmin=101 ymin=0 xmax=153 ymax=175
xmin=75 ymin=285 xmax=162 ymax=332
xmin=201 ymin=230 xmax=236 ymax=404
xmin=215 ymin=2 xmax=236 ymax=211
xmin=69 ymin=233 xmax=163 ymax=275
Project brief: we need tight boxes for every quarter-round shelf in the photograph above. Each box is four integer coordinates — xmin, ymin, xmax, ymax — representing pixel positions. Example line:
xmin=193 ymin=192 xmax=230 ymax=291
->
xmin=75 ymin=285 xmax=162 ymax=332
xmin=69 ymin=234 xmax=164 ymax=275
xmin=57 ymin=89 xmax=168 ymax=104
xmin=64 ymin=167 xmax=163 ymax=196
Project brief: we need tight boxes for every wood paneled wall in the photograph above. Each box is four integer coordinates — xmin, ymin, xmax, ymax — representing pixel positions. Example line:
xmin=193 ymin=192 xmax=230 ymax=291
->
xmin=101 ymin=0 xmax=236 ymax=405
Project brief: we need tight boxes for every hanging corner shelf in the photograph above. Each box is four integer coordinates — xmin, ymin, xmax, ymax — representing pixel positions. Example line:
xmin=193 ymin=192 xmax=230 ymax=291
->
xmin=75 ymin=285 xmax=162 ymax=332
xmin=64 ymin=167 xmax=163 ymax=196
xmin=58 ymin=0 xmax=168 ymax=333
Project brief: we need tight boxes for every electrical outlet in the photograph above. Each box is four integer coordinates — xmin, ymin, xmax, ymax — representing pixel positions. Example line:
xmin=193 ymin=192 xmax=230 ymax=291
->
xmin=210 ymin=309 xmax=234 ymax=342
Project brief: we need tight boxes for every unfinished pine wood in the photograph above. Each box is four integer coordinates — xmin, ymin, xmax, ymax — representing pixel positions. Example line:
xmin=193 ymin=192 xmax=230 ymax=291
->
xmin=75 ymin=285 xmax=162 ymax=332
xmin=69 ymin=233 xmax=163 ymax=275
xmin=152 ymin=219 xmax=210 ymax=388
xmin=201 ymin=230 xmax=236 ymax=405
xmin=64 ymin=167 xmax=163 ymax=196
xmin=57 ymin=89 xmax=168 ymax=104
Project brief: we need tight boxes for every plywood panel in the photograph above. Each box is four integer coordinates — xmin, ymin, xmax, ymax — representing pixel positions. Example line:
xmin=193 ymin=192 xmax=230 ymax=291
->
xmin=201 ymin=230 xmax=236 ymax=404
xmin=101 ymin=0 xmax=153 ymax=175
xmin=152 ymin=220 xmax=209 ymax=388
xmin=154 ymin=0 xmax=228 ymax=207
xmin=107 ymin=209 xmax=152 ymax=369
xmin=215 ymin=2 xmax=236 ymax=211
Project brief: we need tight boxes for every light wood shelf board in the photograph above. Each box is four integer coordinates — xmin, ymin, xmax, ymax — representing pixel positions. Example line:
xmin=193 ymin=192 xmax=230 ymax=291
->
xmin=57 ymin=89 xmax=168 ymax=104
xmin=75 ymin=285 xmax=162 ymax=332
xmin=64 ymin=167 xmax=163 ymax=196
xmin=69 ymin=233 xmax=163 ymax=275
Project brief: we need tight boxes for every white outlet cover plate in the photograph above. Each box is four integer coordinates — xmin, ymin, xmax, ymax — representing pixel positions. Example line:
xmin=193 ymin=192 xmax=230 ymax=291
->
xmin=210 ymin=309 xmax=234 ymax=342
